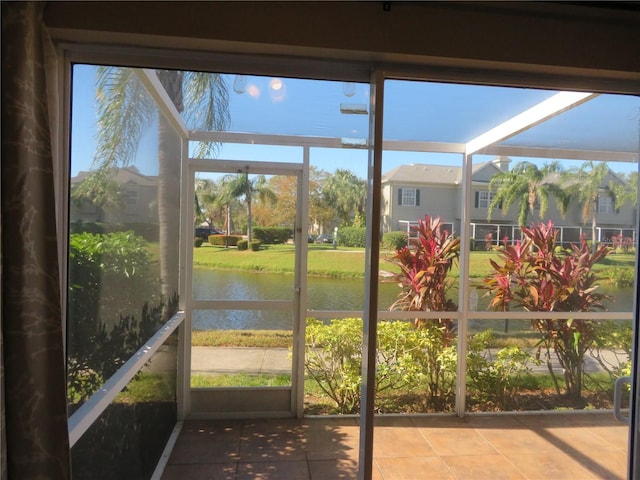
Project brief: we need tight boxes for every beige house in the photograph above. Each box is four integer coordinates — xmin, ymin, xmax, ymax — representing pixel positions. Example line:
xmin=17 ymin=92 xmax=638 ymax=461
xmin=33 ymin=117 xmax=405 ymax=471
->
xmin=381 ymin=156 xmax=637 ymax=247
xmin=70 ymin=166 xmax=158 ymax=225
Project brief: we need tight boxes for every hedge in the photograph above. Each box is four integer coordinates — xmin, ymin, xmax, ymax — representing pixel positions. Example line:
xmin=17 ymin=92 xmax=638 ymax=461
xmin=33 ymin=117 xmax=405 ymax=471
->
xmin=208 ymin=234 xmax=242 ymax=247
xmin=252 ymin=227 xmax=292 ymax=244
xmin=337 ymin=227 xmax=366 ymax=248
xmin=382 ymin=231 xmax=407 ymax=251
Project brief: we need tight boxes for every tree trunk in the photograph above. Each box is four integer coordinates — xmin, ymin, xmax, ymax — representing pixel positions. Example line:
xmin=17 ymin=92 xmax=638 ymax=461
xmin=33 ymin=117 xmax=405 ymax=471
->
xmin=157 ymin=115 xmax=181 ymax=319
xmin=246 ymin=189 xmax=252 ymax=243
xmin=156 ymin=70 xmax=184 ymax=320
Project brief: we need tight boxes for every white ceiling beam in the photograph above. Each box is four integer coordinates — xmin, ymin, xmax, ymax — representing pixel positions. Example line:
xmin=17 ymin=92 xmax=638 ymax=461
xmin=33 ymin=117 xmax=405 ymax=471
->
xmin=465 ymin=91 xmax=597 ymax=155
xmin=134 ymin=68 xmax=189 ymax=139
xmin=483 ymin=145 xmax=638 ymax=163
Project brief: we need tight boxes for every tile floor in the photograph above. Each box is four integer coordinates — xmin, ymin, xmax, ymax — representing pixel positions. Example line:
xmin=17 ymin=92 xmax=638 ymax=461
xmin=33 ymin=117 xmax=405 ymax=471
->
xmin=161 ymin=412 xmax=629 ymax=479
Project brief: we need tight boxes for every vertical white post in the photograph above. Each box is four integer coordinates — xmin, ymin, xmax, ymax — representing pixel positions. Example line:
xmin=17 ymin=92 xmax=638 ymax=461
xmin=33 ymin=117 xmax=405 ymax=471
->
xmin=456 ymin=152 xmax=473 ymax=417
xmin=358 ymin=71 xmax=384 ymax=480
xmin=177 ymin=149 xmax=193 ymax=420
xmin=293 ymin=148 xmax=310 ymax=418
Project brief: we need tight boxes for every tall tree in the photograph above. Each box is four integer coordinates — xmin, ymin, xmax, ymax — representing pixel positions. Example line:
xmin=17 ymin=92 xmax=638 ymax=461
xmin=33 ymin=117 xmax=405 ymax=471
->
xmin=71 ymin=168 xmax=123 ymax=222
xmin=612 ymin=170 xmax=638 ymax=208
xmin=488 ymin=161 xmax=569 ymax=227
xmin=563 ymin=161 xmax=617 ymax=251
xmin=322 ymin=169 xmax=366 ymax=225
xmin=195 ymin=178 xmax=226 ymax=228
xmin=224 ymin=172 xmax=277 ymax=242
xmin=94 ymin=67 xmax=229 ymax=315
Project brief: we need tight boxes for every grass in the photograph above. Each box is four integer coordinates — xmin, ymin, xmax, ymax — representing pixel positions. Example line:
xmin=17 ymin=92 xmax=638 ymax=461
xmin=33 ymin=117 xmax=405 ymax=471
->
xmin=115 ymin=372 xmax=176 ymax=403
xmin=192 ymin=329 xmax=292 ymax=348
xmin=191 ymin=373 xmax=291 ymax=388
xmin=192 ymin=242 xmax=635 ymax=281
xmin=193 ymin=243 xmax=395 ymax=278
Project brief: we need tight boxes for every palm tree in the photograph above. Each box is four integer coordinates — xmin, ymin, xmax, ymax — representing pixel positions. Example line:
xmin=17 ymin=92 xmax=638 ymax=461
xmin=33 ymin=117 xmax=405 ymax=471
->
xmin=224 ymin=172 xmax=277 ymax=242
xmin=93 ymin=67 xmax=229 ymax=316
xmin=563 ymin=161 xmax=617 ymax=251
xmin=322 ymin=169 xmax=366 ymax=225
xmin=488 ymin=161 xmax=569 ymax=227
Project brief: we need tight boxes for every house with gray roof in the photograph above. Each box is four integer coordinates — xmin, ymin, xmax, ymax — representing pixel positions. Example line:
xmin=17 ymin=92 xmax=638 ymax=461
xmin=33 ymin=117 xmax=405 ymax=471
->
xmin=70 ymin=166 xmax=159 ymax=225
xmin=381 ymin=156 xmax=637 ymax=248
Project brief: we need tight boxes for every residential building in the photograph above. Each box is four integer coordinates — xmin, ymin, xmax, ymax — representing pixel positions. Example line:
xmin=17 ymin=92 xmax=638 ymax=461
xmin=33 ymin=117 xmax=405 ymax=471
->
xmin=383 ymin=157 xmax=637 ymax=247
xmin=70 ymin=166 xmax=158 ymax=224
xmin=2 ymin=2 xmax=639 ymax=480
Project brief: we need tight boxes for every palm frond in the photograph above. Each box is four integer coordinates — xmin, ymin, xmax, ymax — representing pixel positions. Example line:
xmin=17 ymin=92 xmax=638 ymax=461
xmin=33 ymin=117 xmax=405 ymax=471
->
xmin=94 ymin=66 xmax=156 ymax=169
xmin=183 ymin=72 xmax=230 ymax=158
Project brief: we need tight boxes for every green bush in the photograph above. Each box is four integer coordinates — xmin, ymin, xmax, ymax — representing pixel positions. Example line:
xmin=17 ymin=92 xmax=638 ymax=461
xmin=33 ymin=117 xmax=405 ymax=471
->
xmin=249 ymin=240 xmax=262 ymax=251
xmin=604 ymin=266 xmax=635 ymax=287
xmin=337 ymin=227 xmax=366 ymax=248
xmin=237 ymin=239 xmax=249 ymax=251
xmin=382 ymin=231 xmax=407 ymax=251
xmin=253 ymin=227 xmax=292 ymax=244
xmin=67 ymin=231 xmax=172 ymax=405
xmin=209 ymin=234 xmax=242 ymax=247
xmin=305 ymin=317 xmax=456 ymax=413
xmin=466 ymin=330 xmax=536 ymax=409
xmin=194 ymin=237 xmax=204 ymax=248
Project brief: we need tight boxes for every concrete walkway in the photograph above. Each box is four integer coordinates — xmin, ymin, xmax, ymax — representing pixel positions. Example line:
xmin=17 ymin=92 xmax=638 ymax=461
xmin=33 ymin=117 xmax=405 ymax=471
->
xmin=186 ymin=346 xmax=627 ymax=376
xmin=191 ymin=346 xmax=292 ymax=375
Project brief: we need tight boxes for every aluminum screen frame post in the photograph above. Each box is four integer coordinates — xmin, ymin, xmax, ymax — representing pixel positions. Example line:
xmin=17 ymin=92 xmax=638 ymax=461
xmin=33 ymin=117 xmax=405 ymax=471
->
xmin=358 ymin=69 xmax=384 ymax=480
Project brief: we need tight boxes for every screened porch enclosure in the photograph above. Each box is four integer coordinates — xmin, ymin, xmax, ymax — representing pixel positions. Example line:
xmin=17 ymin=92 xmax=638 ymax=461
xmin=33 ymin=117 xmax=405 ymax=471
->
xmin=65 ymin=61 xmax=639 ymax=478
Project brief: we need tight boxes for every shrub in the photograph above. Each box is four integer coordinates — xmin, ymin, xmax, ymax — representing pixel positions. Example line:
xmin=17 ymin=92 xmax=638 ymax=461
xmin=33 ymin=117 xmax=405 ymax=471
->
xmin=237 ymin=239 xmax=249 ymax=251
xmin=382 ymin=231 xmax=407 ymax=251
xmin=604 ymin=267 xmax=634 ymax=287
xmin=305 ymin=317 xmax=457 ymax=413
xmin=337 ymin=227 xmax=366 ymax=248
xmin=67 ymin=231 xmax=172 ymax=405
xmin=481 ymin=221 xmax=611 ymax=403
xmin=194 ymin=237 xmax=204 ymax=248
xmin=249 ymin=240 xmax=262 ymax=251
xmin=590 ymin=320 xmax=633 ymax=382
xmin=209 ymin=234 xmax=242 ymax=247
xmin=253 ymin=227 xmax=292 ymax=244
xmin=466 ymin=330 xmax=536 ymax=409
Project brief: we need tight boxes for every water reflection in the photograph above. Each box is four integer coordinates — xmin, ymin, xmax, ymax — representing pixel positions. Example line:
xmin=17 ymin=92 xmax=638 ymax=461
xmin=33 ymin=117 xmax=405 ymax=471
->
xmin=192 ymin=270 xmax=634 ymax=330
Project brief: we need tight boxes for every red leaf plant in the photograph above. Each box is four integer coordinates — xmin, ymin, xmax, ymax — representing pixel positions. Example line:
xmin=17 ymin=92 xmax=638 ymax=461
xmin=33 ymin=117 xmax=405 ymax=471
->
xmin=390 ymin=215 xmax=460 ymax=334
xmin=482 ymin=221 xmax=611 ymax=403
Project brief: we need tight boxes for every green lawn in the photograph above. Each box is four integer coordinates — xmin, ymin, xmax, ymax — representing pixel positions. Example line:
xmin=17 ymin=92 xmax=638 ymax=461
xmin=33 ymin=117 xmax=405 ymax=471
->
xmin=193 ymin=243 xmax=395 ymax=278
xmin=192 ymin=242 xmax=635 ymax=280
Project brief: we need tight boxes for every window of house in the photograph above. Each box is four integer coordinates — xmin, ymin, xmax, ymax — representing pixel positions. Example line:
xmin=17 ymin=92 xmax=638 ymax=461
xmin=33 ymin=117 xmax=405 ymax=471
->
xmin=598 ymin=195 xmax=615 ymax=214
xmin=399 ymin=187 xmax=419 ymax=206
xmin=124 ymin=190 xmax=138 ymax=206
xmin=477 ymin=190 xmax=495 ymax=208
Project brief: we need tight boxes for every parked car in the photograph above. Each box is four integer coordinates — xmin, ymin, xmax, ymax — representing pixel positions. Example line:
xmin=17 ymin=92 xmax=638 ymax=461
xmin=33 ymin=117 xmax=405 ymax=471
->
xmin=315 ymin=234 xmax=333 ymax=244
xmin=195 ymin=227 xmax=223 ymax=240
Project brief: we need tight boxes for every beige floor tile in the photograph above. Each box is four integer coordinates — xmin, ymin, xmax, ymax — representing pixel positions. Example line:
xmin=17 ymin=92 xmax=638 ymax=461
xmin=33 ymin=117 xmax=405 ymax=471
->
xmin=373 ymin=426 xmax=435 ymax=458
xmin=239 ymin=419 xmax=308 ymax=462
xmin=537 ymin=425 xmax=625 ymax=453
xmin=588 ymin=425 xmax=630 ymax=451
xmin=418 ymin=427 xmax=498 ymax=456
xmin=306 ymin=430 xmax=360 ymax=461
xmin=505 ymin=452 xmax=598 ymax=479
xmin=578 ymin=449 xmax=628 ymax=480
xmin=168 ymin=437 xmax=241 ymax=464
xmin=308 ymin=458 xmax=359 ymax=479
xmin=443 ymin=454 xmax=528 ymax=480
xmin=375 ymin=456 xmax=454 ymax=480
xmin=477 ymin=426 xmax=561 ymax=453
xmin=236 ymin=460 xmax=310 ymax=480
xmin=161 ymin=463 xmax=237 ymax=480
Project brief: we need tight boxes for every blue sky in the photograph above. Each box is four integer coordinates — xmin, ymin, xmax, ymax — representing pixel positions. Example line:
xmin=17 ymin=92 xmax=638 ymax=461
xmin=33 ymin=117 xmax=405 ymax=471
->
xmin=71 ymin=64 xmax=639 ymax=179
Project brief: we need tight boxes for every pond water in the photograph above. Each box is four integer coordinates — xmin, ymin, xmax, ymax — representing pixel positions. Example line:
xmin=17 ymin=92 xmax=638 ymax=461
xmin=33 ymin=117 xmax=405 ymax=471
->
xmin=191 ymin=269 xmax=635 ymax=331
